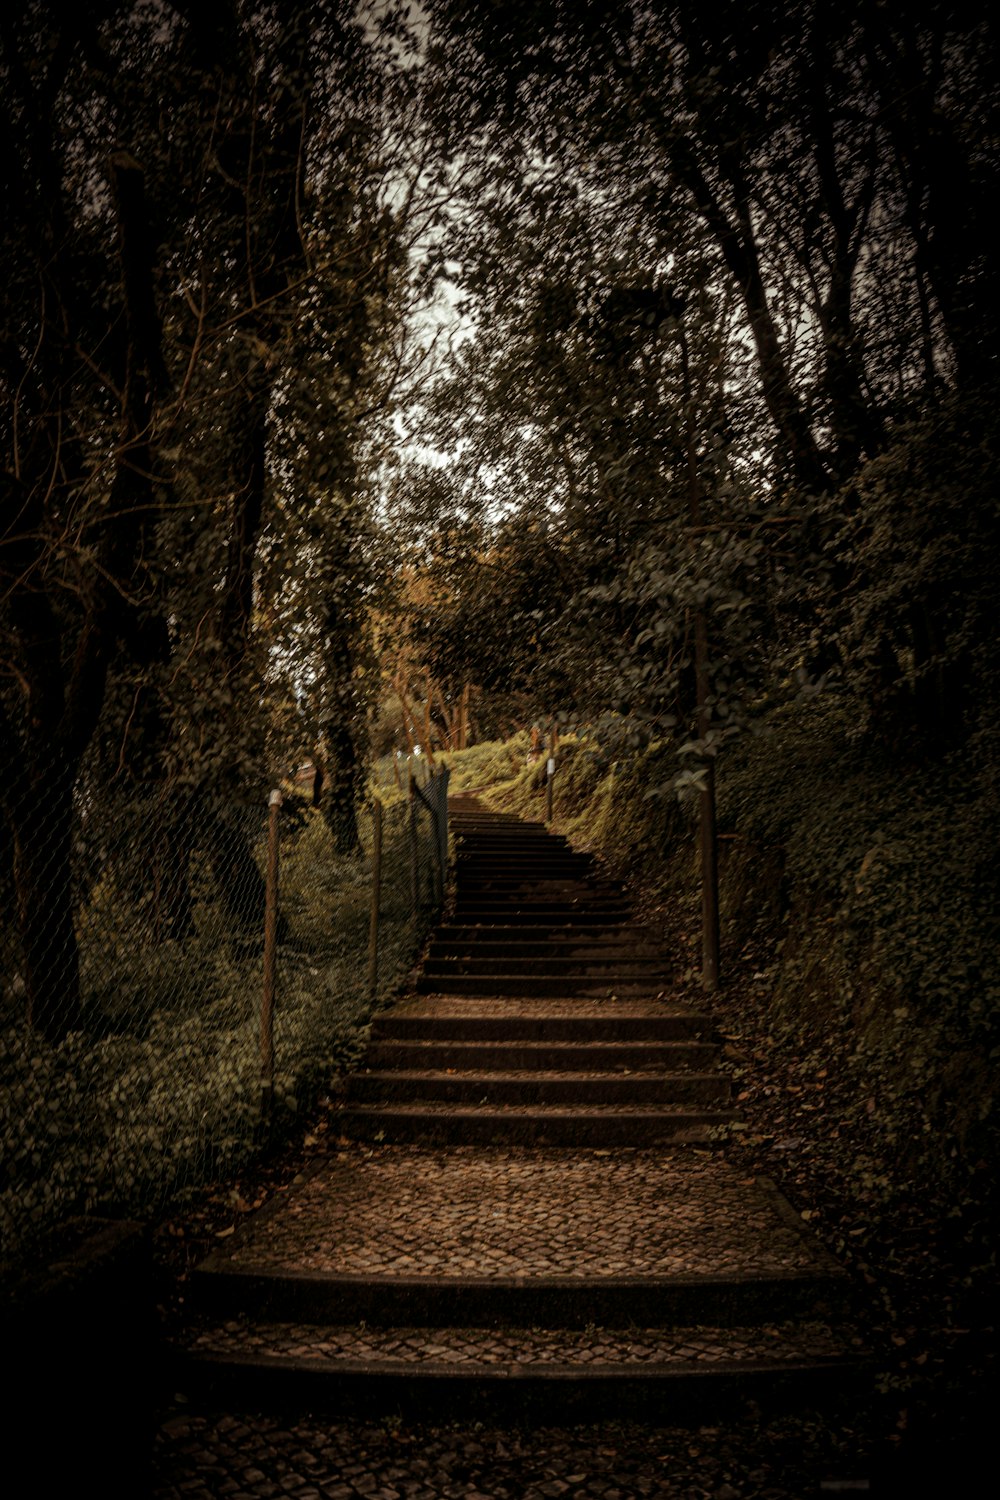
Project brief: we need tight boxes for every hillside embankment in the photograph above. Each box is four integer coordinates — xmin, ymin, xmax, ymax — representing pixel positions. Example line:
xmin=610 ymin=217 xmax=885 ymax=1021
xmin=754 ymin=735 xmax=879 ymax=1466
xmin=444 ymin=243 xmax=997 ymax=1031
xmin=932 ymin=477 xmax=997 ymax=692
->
xmin=452 ymin=713 xmax=998 ymax=1479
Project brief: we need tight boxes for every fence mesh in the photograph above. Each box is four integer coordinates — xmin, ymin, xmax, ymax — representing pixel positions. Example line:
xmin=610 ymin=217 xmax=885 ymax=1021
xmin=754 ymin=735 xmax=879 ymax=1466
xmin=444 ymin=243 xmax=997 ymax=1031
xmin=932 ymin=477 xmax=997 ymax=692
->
xmin=0 ymin=765 xmax=449 ymax=1276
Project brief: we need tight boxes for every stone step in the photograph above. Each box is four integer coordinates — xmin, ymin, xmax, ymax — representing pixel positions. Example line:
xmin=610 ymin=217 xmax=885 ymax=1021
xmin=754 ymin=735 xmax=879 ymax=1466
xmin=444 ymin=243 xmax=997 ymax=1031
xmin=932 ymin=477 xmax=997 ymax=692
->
xmin=455 ymin=853 xmax=581 ymax=866
xmin=365 ymin=1038 xmax=714 ymax=1069
xmin=347 ymin=1069 xmax=731 ymax=1106
xmin=415 ymin=974 xmax=667 ymax=996
xmin=176 ymin=1317 xmax=864 ymax=1419
xmin=452 ymin=882 xmax=626 ymax=894
xmin=189 ymin=1147 xmax=849 ymax=1330
xmin=455 ymin=873 xmax=600 ymax=884
xmin=427 ymin=950 xmax=670 ymax=969
xmin=454 ymin=842 xmax=574 ymax=852
xmin=455 ymin=858 xmax=593 ymax=870
xmin=433 ymin=923 xmax=664 ymax=943
xmin=189 ymin=1264 xmax=847 ymax=1330
xmin=372 ymin=1014 xmax=716 ymax=1048
xmin=427 ymin=939 xmax=667 ymax=960
xmin=454 ymin=838 xmax=564 ymax=850
xmin=450 ymin=907 xmax=633 ymax=925
xmin=422 ymin=956 xmax=666 ymax=977
xmin=337 ymin=1102 xmax=738 ymax=1146
xmin=452 ymin=827 xmax=550 ymax=839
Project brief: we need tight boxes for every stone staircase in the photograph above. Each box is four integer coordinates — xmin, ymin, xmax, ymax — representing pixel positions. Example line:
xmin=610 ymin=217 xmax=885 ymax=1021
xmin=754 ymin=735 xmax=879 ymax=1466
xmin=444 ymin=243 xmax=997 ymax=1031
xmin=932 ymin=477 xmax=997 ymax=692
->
xmin=340 ymin=800 xmax=736 ymax=1147
xmin=176 ymin=796 xmax=864 ymax=1419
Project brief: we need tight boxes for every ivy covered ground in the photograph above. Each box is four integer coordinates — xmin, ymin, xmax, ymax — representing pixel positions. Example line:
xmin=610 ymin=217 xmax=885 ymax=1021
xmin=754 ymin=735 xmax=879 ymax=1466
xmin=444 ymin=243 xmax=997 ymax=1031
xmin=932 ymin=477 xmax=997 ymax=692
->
xmin=479 ymin=725 xmax=998 ymax=1487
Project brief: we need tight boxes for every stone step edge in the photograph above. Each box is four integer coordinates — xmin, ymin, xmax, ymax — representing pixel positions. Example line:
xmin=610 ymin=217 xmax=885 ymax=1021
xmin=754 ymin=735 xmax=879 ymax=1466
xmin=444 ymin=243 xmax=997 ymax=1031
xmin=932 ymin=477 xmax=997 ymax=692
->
xmin=189 ymin=1266 xmax=850 ymax=1329
xmin=337 ymin=1108 xmax=739 ymax=1146
xmin=179 ymin=1315 xmax=859 ymax=1366
xmin=341 ymin=1103 xmax=737 ymax=1120
xmin=371 ymin=1027 xmax=718 ymax=1047
xmin=175 ymin=1346 xmax=863 ymax=1421
xmin=414 ymin=982 xmax=674 ymax=996
xmin=353 ymin=1068 xmax=729 ymax=1082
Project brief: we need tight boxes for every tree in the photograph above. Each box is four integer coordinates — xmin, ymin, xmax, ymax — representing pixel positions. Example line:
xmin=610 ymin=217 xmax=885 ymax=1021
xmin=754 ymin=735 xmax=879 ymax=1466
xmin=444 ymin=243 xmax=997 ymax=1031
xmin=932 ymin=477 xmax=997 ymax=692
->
xmin=0 ymin=0 xmax=421 ymax=1037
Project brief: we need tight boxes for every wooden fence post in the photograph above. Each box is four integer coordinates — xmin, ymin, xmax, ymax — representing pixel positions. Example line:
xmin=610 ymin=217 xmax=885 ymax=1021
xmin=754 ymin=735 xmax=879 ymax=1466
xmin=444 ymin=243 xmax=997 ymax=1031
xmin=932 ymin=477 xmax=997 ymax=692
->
xmin=367 ymin=798 xmax=383 ymax=1002
xmin=260 ymin=788 xmax=282 ymax=1116
xmin=408 ymin=770 xmax=419 ymax=913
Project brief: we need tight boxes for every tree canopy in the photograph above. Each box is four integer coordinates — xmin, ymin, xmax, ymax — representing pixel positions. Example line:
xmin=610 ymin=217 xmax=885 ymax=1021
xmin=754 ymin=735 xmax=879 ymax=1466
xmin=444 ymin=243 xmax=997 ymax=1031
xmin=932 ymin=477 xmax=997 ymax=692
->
xmin=2 ymin=0 xmax=998 ymax=1031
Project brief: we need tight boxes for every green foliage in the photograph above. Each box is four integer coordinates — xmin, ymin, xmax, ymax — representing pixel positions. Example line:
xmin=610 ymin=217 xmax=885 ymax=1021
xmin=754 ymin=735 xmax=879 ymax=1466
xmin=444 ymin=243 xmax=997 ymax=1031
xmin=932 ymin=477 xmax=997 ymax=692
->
xmin=439 ymin=734 xmax=533 ymax=792
xmin=0 ymin=788 xmax=440 ymax=1278
xmin=474 ymin=716 xmax=999 ymax=1204
xmin=814 ymin=390 xmax=1000 ymax=755
xmin=716 ymin=702 xmax=1000 ymax=1194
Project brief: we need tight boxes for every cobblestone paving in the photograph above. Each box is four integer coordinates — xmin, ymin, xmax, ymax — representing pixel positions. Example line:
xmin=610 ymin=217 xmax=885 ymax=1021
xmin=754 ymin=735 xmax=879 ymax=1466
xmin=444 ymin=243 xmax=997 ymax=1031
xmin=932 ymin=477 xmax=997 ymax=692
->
xmin=208 ymin=1147 xmax=833 ymax=1281
xmin=190 ymin=1320 xmax=852 ymax=1367
xmin=152 ymin=1412 xmax=873 ymax=1499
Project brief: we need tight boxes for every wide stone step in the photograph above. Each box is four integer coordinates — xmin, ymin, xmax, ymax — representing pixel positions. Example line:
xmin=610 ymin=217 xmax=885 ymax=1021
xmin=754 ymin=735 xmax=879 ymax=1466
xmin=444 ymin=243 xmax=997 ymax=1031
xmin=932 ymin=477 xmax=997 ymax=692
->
xmin=176 ymin=1317 xmax=863 ymax=1419
xmin=452 ymin=852 xmax=578 ymax=864
xmin=365 ymin=1038 xmax=713 ymax=1069
xmin=453 ymin=836 xmax=561 ymax=844
xmin=422 ymin=956 xmax=666 ymax=977
xmin=415 ymin=974 xmax=666 ymax=997
xmin=428 ymin=942 xmax=668 ymax=966
xmin=373 ymin=1021 xmax=716 ymax=1049
xmin=348 ymin=1069 xmax=731 ymax=1106
xmin=422 ymin=948 xmax=665 ymax=972
xmin=433 ymin=923 xmax=664 ymax=943
xmin=455 ymin=858 xmax=593 ymax=870
xmin=190 ymin=1146 xmax=849 ymax=1329
xmin=455 ymin=872 xmax=603 ymax=887
xmin=455 ymin=842 xmax=578 ymax=855
xmin=454 ymin=839 xmax=565 ymax=851
xmin=450 ymin=907 xmax=633 ymax=926
xmin=338 ymin=1102 xmax=737 ymax=1147
xmin=452 ymin=882 xmax=626 ymax=894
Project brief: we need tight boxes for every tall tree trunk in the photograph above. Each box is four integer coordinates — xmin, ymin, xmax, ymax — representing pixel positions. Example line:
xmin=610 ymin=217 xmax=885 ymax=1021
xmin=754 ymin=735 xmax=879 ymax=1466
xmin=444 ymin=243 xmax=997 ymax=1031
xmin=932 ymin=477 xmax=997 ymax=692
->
xmin=668 ymin=141 xmax=832 ymax=494
xmin=321 ymin=717 xmax=363 ymax=856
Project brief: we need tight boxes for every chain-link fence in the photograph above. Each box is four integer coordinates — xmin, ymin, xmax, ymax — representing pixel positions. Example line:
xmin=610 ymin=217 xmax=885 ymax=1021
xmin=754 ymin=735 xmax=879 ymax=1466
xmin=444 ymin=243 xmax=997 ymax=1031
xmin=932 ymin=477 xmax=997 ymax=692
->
xmin=0 ymin=766 xmax=449 ymax=1275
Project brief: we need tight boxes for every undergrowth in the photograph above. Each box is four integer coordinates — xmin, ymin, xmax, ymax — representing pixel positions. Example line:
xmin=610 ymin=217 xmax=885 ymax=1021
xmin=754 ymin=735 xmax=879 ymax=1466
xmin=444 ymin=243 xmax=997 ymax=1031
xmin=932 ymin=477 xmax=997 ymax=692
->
xmin=0 ymin=799 xmax=433 ymax=1279
xmin=475 ymin=707 xmax=1000 ymax=1211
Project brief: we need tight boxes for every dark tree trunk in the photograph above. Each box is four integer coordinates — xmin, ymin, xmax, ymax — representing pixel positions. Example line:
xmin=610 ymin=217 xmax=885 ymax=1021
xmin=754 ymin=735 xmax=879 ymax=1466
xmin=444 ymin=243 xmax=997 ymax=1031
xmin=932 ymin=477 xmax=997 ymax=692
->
xmin=668 ymin=140 xmax=832 ymax=495
xmin=321 ymin=717 xmax=363 ymax=856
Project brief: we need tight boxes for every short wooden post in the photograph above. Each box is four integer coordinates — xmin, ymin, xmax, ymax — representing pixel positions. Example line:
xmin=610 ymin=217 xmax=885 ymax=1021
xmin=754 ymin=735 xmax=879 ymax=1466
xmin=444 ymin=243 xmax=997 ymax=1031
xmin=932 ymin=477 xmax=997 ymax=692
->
xmin=408 ymin=770 xmax=419 ymax=913
xmin=438 ymin=764 xmax=450 ymax=876
xmin=431 ymin=771 xmax=447 ymax=907
xmin=260 ymin=788 xmax=282 ymax=1116
xmin=367 ymin=799 xmax=383 ymax=1001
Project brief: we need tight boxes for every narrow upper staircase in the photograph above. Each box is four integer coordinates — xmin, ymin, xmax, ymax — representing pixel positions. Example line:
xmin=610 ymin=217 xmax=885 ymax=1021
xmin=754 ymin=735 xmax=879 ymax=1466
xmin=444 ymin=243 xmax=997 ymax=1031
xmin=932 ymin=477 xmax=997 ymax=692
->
xmin=340 ymin=799 xmax=737 ymax=1147
xmin=177 ymin=795 xmax=865 ymax=1420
